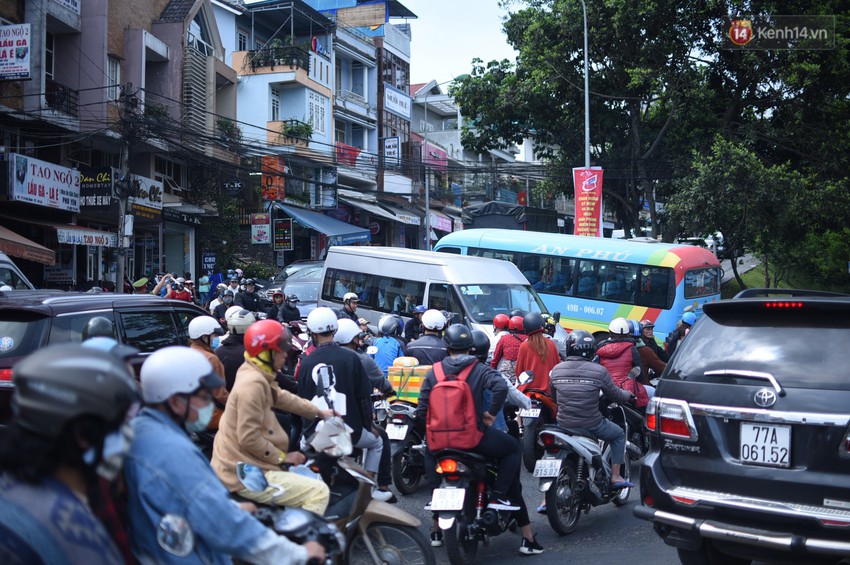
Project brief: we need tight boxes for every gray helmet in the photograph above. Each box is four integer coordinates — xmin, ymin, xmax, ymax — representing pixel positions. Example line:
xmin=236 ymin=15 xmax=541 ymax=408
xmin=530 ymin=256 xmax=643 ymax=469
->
xmin=378 ymin=314 xmax=402 ymax=337
xmin=12 ymin=344 xmax=139 ymax=438
xmin=567 ymin=330 xmax=597 ymax=359
xmin=443 ymin=324 xmax=474 ymax=351
xmin=82 ymin=316 xmax=115 ymax=341
xmin=470 ymin=330 xmax=490 ymax=362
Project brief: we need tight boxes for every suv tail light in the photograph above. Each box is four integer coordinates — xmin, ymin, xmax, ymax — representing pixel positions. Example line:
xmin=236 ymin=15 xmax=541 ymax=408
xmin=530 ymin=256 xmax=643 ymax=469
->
xmin=649 ymin=398 xmax=698 ymax=441
xmin=840 ymin=425 xmax=850 ymax=459
xmin=0 ymin=368 xmax=12 ymax=387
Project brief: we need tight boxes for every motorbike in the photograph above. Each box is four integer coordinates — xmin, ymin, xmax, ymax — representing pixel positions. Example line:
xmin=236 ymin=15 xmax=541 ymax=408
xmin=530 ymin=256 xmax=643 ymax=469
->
xmin=234 ymin=463 xmax=345 ymax=565
xmin=429 ymin=449 xmax=519 ymax=565
xmin=385 ymin=400 xmax=426 ymax=495
xmin=302 ymin=374 xmax=435 ymax=565
xmin=533 ymin=400 xmax=635 ymax=535
xmin=284 ymin=319 xmax=310 ymax=375
xmin=517 ymin=370 xmax=558 ymax=472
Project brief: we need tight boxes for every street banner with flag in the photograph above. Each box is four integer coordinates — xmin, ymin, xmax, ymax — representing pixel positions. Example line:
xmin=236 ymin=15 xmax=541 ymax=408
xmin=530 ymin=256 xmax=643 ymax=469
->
xmin=573 ymin=167 xmax=604 ymax=237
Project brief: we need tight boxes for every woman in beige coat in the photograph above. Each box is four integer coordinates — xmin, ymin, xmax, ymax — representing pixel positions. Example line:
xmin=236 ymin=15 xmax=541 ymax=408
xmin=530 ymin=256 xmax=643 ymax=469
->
xmin=211 ymin=320 xmax=333 ymax=514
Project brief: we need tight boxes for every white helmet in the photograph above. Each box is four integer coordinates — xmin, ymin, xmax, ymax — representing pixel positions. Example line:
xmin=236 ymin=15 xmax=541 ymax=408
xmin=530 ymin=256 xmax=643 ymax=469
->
xmin=225 ymin=307 xmax=256 ymax=335
xmin=334 ymin=318 xmax=361 ymax=345
xmin=608 ymin=317 xmax=630 ymax=336
xmin=140 ymin=346 xmax=224 ymax=403
xmin=188 ymin=316 xmax=224 ymax=340
xmin=235 ymin=268 xmax=243 ymax=277
xmin=307 ymin=307 xmax=338 ymax=334
xmin=421 ymin=309 xmax=446 ymax=331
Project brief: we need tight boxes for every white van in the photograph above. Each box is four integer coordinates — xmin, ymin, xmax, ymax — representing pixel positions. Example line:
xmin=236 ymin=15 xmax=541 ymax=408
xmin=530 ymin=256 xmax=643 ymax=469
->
xmin=318 ymin=246 xmax=567 ymax=351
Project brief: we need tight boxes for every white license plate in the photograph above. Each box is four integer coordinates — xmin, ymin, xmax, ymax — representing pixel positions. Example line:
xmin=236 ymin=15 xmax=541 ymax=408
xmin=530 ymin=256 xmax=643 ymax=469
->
xmin=740 ymin=423 xmax=791 ymax=468
xmin=386 ymin=423 xmax=409 ymax=441
xmin=430 ymin=488 xmax=466 ymax=511
xmin=533 ymin=458 xmax=562 ymax=477
xmin=519 ymin=408 xmax=541 ymax=418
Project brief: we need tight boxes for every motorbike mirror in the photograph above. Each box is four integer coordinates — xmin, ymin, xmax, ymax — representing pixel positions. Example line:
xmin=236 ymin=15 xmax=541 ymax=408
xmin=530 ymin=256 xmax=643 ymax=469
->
xmin=552 ymin=311 xmax=561 ymax=323
xmin=518 ymin=370 xmax=534 ymax=385
xmin=366 ymin=345 xmax=378 ymax=356
xmin=236 ymin=462 xmax=269 ymax=492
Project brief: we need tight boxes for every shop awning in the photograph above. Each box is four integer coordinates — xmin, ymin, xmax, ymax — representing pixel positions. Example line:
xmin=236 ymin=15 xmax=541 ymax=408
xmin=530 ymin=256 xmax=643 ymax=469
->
xmin=339 ymin=197 xmax=398 ymax=223
xmin=0 ymin=225 xmax=55 ymax=266
xmin=428 ymin=210 xmax=454 ymax=232
xmin=380 ymin=203 xmax=421 ymax=225
xmin=276 ymin=204 xmax=370 ymax=246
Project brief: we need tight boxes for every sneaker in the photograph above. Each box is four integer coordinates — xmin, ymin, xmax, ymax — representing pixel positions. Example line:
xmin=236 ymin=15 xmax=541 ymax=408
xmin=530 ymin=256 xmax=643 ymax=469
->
xmin=423 ymin=501 xmax=432 ymax=511
xmin=519 ymin=535 xmax=544 ymax=555
xmin=488 ymin=497 xmax=521 ymax=511
xmin=372 ymin=488 xmax=395 ymax=502
xmin=536 ymin=503 xmax=547 ymax=514
xmin=430 ymin=530 xmax=443 ymax=547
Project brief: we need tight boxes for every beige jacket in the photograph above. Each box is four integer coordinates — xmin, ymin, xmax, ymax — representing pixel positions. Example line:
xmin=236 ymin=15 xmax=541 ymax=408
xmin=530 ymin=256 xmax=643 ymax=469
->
xmin=211 ymin=360 xmax=320 ymax=492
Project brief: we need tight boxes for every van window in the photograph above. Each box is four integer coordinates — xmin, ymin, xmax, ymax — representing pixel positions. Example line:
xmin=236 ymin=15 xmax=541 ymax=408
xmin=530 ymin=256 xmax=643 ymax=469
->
xmin=50 ymin=311 xmax=117 ymax=344
xmin=0 ymin=266 xmax=32 ymax=290
xmin=322 ymin=268 xmax=374 ymax=305
xmin=119 ymin=311 xmax=178 ymax=352
xmin=427 ymin=283 xmax=463 ymax=320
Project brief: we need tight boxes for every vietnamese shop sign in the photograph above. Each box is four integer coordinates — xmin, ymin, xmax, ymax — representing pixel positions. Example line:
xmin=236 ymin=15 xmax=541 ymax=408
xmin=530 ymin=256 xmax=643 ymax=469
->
xmin=56 ymin=227 xmax=117 ymax=248
xmin=9 ymin=153 xmax=80 ymax=212
xmin=0 ymin=24 xmax=31 ymax=80
xmin=384 ymin=83 xmax=411 ymax=119
xmin=573 ymin=167 xmax=604 ymax=237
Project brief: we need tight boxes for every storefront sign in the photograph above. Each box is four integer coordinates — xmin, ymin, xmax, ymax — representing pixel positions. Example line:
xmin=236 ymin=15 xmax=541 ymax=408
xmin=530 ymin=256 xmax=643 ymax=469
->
xmin=273 ymin=218 xmax=293 ymax=251
xmin=129 ymin=175 xmax=163 ymax=220
xmin=384 ymin=83 xmax=411 ymax=119
xmin=262 ymin=155 xmax=285 ymax=200
xmin=56 ymin=226 xmax=117 ymax=248
xmin=79 ymin=166 xmax=114 ymax=209
xmin=251 ymin=213 xmax=271 ymax=244
xmin=163 ymin=208 xmax=201 ymax=226
xmin=368 ymin=221 xmax=380 ymax=235
xmin=202 ymin=251 xmax=216 ymax=271
xmin=573 ymin=167 xmax=604 ymax=237
xmin=384 ymin=137 xmax=400 ymax=167
xmin=53 ymin=0 xmax=80 ymax=15
xmin=43 ymin=247 xmax=74 ymax=283
xmin=8 ymin=153 xmax=80 ymax=212
xmin=396 ymin=213 xmax=420 ymax=226
xmin=0 ymin=24 xmax=31 ymax=80
xmin=429 ymin=212 xmax=452 ymax=232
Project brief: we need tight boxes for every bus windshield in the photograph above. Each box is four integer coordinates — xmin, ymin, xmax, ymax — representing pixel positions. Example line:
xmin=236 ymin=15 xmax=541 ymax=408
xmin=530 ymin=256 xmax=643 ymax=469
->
xmin=456 ymin=283 xmax=548 ymax=323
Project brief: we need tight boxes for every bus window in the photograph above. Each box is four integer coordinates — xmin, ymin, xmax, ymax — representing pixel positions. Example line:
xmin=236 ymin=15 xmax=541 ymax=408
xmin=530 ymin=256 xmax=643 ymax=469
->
xmin=637 ymin=267 xmax=674 ymax=309
xmin=469 ymin=247 xmax=516 ymax=264
xmin=576 ymin=260 xmax=600 ymax=298
xmin=600 ymin=263 xmax=638 ymax=303
xmin=684 ymin=268 xmax=720 ymax=298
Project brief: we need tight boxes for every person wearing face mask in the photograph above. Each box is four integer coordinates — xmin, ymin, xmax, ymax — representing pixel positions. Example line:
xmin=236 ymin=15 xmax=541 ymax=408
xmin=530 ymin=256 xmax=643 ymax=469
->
xmin=0 ymin=343 xmax=139 ymax=565
xmin=235 ymin=278 xmax=261 ymax=313
xmin=188 ymin=316 xmax=228 ymax=430
xmin=124 ymin=346 xmax=325 ymax=564
xmin=213 ymin=288 xmax=236 ymax=327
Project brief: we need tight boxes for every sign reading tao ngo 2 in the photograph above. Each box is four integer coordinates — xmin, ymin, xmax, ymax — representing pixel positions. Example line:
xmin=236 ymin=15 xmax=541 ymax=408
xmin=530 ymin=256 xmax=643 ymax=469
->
xmin=9 ymin=153 xmax=81 ymax=212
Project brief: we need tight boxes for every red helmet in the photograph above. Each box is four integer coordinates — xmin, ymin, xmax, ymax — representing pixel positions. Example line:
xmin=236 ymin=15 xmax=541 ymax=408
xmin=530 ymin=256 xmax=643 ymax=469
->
xmin=493 ymin=313 xmax=510 ymax=331
xmin=509 ymin=315 xmax=525 ymax=332
xmin=244 ymin=319 xmax=289 ymax=357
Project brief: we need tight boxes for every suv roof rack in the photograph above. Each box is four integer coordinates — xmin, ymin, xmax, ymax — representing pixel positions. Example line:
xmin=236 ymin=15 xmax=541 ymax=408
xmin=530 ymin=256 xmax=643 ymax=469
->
xmin=734 ymin=288 xmax=850 ymax=299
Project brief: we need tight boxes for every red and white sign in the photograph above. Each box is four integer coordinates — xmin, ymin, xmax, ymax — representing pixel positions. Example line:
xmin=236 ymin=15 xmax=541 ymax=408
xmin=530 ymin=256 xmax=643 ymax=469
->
xmin=573 ymin=167 xmax=604 ymax=237
xmin=251 ymin=213 xmax=271 ymax=244
xmin=8 ymin=153 xmax=80 ymax=212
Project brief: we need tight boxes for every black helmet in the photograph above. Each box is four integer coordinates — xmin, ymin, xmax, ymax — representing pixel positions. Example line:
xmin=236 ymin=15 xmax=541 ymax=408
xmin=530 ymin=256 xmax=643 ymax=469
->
xmin=523 ymin=312 xmax=545 ymax=335
xmin=12 ymin=344 xmax=139 ymax=438
xmin=509 ymin=309 xmax=525 ymax=318
xmin=567 ymin=330 xmax=596 ymax=359
xmin=378 ymin=314 xmax=402 ymax=337
xmin=223 ymin=288 xmax=236 ymax=298
xmin=82 ymin=316 xmax=115 ymax=341
xmin=245 ymin=278 xmax=255 ymax=285
xmin=443 ymin=323 xmax=474 ymax=351
xmin=470 ymin=330 xmax=490 ymax=362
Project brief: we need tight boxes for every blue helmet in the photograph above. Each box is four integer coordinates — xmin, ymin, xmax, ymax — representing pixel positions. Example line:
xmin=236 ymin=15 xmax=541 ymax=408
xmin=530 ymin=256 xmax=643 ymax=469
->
xmin=413 ymin=305 xmax=427 ymax=314
xmin=682 ymin=312 xmax=697 ymax=326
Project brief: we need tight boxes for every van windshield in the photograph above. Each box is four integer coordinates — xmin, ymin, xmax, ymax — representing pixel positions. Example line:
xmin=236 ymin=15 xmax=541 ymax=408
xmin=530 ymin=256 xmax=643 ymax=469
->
xmin=456 ymin=284 xmax=548 ymax=323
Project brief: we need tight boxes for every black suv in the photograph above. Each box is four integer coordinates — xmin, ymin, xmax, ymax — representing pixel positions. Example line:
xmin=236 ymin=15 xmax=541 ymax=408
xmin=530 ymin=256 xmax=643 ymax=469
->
xmin=0 ymin=290 xmax=209 ymax=422
xmin=636 ymin=289 xmax=850 ymax=564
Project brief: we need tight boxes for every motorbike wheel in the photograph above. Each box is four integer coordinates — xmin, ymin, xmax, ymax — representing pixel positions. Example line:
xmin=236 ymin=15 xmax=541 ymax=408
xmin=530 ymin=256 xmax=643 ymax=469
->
xmin=521 ymin=420 xmax=541 ymax=472
xmin=346 ymin=523 xmax=435 ymax=565
xmin=391 ymin=442 xmax=423 ymax=495
xmin=444 ymin=500 xmax=479 ymax=565
xmin=612 ymin=452 xmax=632 ymax=507
xmin=545 ymin=459 xmax=581 ymax=535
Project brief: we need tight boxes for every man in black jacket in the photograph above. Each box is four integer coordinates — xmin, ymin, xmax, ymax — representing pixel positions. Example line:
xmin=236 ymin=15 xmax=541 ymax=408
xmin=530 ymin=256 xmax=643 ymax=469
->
xmin=405 ymin=309 xmax=448 ymax=365
xmin=416 ymin=324 xmax=543 ymax=554
xmin=403 ymin=305 xmax=426 ymax=343
xmin=278 ymin=294 xmax=302 ymax=323
xmin=235 ymin=278 xmax=261 ymax=313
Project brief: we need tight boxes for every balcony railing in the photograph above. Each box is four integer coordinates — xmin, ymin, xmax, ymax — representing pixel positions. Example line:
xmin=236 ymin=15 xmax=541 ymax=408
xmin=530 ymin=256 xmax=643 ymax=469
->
xmin=247 ymin=46 xmax=310 ymax=73
xmin=45 ymin=78 xmax=78 ymax=116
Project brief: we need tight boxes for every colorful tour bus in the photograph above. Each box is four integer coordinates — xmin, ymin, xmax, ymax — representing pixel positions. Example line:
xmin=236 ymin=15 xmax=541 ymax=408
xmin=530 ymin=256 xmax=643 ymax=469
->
xmin=434 ymin=228 xmax=723 ymax=342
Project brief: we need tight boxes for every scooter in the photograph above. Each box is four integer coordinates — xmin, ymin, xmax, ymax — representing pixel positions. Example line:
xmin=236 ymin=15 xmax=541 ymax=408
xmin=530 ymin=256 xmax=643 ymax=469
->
xmin=385 ymin=400 xmax=426 ymax=495
xmin=517 ymin=370 xmax=558 ymax=472
xmin=234 ymin=463 xmax=345 ymax=565
xmin=534 ymin=400 xmax=633 ymax=535
xmin=430 ymin=449 xmax=519 ymax=565
xmin=302 ymin=373 xmax=436 ymax=564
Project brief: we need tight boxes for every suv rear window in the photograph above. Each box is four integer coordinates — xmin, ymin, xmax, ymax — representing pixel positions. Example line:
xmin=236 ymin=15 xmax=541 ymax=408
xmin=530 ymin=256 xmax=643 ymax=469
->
xmin=0 ymin=316 xmax=49 ymax=359
xmin=668 ymin=308 xmax=850 ymax=390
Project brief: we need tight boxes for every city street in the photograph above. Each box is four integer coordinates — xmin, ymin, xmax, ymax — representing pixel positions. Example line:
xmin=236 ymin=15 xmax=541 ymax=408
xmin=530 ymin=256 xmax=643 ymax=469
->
xmin=391 ymin=462 xmax=681 ymax=564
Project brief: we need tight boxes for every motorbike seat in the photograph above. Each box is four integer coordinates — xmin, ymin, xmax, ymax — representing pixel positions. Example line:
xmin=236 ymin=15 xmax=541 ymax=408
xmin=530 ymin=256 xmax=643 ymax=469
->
xmin=434 ymin=448 xmax=491 ymax=464
xmin=542 ymin=423 xmax=597 ymax=440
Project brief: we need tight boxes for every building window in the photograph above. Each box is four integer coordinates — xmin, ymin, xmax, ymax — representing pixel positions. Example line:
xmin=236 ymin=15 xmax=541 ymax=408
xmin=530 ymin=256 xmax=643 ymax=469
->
xmin=335 ymin=119 xmax=345 ymax=144
xmin=154 ymin=155 xmax=186 ymax=196
xmin=45 ymin=32 xmax=54 ymax=81
xmin=107 ymin=57 xmax=121 ymax=101
xmin=335 ymin=59 xmax=342 ymax=96
xmin=270 ymin=88 xmax=280 ymax=121
xmin=237 ymin=30 xmax=247 ymax=51
xmin=308 ymin=91 xmax=327 ymax=136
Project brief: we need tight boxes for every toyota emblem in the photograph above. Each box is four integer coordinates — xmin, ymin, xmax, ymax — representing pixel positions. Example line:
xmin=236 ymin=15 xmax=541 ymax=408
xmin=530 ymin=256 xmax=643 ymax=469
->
xmin=754 ymin=388 xmax=777 ymax=408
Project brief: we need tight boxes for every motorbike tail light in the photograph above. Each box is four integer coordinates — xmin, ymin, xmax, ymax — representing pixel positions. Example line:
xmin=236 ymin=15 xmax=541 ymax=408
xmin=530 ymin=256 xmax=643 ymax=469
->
xmin=540 ymin=433 xmax=555 ymax=447
xmin=656 ymin=399 xmax=698 ymax=441
xmin=392 ymin=417 xmax=405 ymax=424
xmin=437 ymin=459 xmax=457 ymax=474
xmin=0 ymin=368 xmax=12 ymax=386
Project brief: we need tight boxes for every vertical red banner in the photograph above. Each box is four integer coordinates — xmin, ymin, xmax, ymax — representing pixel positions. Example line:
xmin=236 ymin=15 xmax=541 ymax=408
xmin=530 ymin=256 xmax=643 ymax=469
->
xmin=261 ymin=155 xmax=285 ymax=201
xmin=573 ymin=167 xmax=604 ymax=237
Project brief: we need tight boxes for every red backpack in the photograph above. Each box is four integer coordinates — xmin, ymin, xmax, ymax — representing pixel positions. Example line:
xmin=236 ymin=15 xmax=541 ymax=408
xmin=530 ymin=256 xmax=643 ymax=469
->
xmin=426 ymin=361 xmax=482 ymax=451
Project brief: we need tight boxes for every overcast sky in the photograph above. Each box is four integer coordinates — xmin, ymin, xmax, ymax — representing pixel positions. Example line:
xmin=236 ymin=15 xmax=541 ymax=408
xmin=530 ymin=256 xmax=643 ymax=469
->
xmin=405 ymin=0 xmax=518 ymax=85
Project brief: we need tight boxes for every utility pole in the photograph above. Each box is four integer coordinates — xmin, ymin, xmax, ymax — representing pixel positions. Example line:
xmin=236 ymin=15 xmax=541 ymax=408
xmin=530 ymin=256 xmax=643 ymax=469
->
xmin=115 ymin=83 xmax=136 ymax=293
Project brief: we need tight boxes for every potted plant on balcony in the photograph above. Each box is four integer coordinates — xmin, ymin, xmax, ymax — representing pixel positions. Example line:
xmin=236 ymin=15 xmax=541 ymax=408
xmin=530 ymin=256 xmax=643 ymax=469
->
xmin=278 ymin=119 xmax=313 ymax=147
xmin=216 ymin=117 xmax=242 ymax=149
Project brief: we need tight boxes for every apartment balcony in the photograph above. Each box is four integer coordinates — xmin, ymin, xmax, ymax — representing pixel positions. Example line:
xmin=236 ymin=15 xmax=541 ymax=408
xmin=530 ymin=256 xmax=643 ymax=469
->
xmin=45 ymin=78 xmax=78 ymax=117
xmin=266 ymin=120 xmax=312 ymax=149
xmin=233 ymin=47 xmax=309 ymax=76
xmin=334 ymin=88 xmax=376 ymax=121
